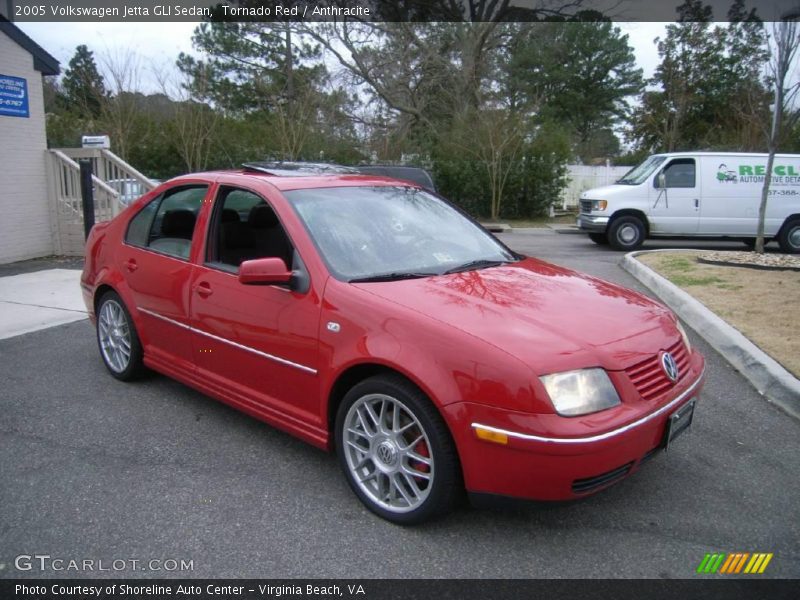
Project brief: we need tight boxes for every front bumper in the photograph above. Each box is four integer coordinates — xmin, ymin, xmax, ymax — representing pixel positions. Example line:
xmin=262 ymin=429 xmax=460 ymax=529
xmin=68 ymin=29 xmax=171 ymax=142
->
xmin=444 ymin=362 xmax=705 ymax=501
xmin=576 ymin=214 xmax=610 ymax=232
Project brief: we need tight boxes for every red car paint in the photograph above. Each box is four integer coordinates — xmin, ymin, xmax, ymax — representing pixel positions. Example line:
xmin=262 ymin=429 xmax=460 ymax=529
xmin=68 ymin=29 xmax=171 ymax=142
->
xmin=82 ymin=170 xmax=704 ymax=502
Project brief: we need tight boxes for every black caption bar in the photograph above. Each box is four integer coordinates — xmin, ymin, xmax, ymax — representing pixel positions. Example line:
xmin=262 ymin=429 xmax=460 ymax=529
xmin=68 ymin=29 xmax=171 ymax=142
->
xmin=2 ymin=579 xmax=799 ymax=600
xmin=7 ymin=0 xmax=800 ymax=22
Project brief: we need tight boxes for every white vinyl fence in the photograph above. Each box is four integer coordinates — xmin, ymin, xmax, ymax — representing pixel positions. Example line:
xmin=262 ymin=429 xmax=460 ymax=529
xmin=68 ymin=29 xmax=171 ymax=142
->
xmin=559 ymin=163 xmax=632 ymax=210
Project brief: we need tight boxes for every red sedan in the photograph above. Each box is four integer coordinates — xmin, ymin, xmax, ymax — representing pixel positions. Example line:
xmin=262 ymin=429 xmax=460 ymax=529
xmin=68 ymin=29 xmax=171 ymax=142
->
xmin=81 ymin=164 xmax=705 ymax=524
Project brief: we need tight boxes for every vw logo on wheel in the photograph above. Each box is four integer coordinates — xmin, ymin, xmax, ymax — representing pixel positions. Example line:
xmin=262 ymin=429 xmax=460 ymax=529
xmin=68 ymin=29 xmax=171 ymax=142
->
xmin=376 ymin=441 xmax=397 ymax=466
xmin=661 ymin=351 xmax=679 ymax=382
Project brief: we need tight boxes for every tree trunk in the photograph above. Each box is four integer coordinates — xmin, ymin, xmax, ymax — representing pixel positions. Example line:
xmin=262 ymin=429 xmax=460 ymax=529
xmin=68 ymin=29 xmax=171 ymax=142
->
xmin=756 ymin=25 xmax=786 ymax=255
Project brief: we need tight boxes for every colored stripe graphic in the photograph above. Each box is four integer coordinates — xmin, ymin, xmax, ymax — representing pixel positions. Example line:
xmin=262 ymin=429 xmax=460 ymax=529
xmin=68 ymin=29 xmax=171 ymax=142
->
xmin=699 ymin=553 xmax=773 ymax=574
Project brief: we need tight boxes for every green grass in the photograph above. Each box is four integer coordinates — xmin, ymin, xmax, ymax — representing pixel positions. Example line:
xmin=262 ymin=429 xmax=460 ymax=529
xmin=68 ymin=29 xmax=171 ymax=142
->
xmin=651 ymin=254 xmax=739 ymax=289
xmin=669 ymin=274 xmax=726 ymax=287
xmin=501 ymin=215 xmax=577 ymax=228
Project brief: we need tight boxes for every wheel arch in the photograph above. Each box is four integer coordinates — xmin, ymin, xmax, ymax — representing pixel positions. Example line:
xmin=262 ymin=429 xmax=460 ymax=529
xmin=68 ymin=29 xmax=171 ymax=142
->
xmin=609 ymin=209 xmax=650 ymax=234
xmin=326 ymin=362 xmax=440 ymax=438
xmin=93 ymin=283 xmax=118 ymax=314
xmin=779 ymin=213 xmax=800 ymax=232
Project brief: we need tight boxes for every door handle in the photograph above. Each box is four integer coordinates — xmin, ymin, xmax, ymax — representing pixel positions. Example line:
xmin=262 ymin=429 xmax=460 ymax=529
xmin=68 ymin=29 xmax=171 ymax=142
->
xmin=694 ymin=199 xmax=699 ymax=209
xmin=194 ymin=282 xmax=213 ymax=298
xmin=124 ymin=259 xmax=138 ymax=272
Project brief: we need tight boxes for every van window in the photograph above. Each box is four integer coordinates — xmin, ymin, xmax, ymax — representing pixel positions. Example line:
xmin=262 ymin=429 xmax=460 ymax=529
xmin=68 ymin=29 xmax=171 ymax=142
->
xmin=659 ymin=159 xmax=696 ymax=188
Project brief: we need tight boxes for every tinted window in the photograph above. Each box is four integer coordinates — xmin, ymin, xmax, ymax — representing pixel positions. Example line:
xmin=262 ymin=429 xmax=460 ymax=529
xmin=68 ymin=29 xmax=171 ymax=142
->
xmin=207 ymin=187 xmax=294 ymax=270
xmin=660 ymin=159 xmax=696 ymax=188
xmin=125 ymin=185 xmax=207 ymax=260
xmin=125 ymin=199 xmax=158 ymax=247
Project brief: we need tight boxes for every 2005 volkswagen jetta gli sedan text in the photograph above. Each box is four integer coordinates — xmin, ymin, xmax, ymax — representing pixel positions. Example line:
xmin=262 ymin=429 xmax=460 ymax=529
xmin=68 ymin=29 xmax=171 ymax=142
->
xmin=81 ymin=163 xmax=705 ymax=524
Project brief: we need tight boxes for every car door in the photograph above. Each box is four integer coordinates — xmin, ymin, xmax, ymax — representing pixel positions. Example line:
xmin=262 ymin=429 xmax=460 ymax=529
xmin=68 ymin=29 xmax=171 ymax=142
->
xmin=119 ymin=183 xmax=209 ymax=374
xmin=187 ymin=185 xmax=323 ymax=430
xmin=647 ymin=158 xmax=700 ymax=235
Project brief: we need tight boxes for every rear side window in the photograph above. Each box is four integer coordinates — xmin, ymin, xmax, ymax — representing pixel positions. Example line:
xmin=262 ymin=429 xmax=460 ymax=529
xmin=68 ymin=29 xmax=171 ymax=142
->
xmin=125 ymin=185 xmax=208 ymax=260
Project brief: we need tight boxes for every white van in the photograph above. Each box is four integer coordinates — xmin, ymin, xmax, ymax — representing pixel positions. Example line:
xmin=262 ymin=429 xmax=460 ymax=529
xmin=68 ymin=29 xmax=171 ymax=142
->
xmin=576 ymin=152 xmax=800 ymax=253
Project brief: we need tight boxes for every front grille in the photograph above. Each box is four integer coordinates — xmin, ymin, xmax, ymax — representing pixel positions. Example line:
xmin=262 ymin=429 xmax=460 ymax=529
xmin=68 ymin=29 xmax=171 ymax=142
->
xmin=580 ymin=199 xmax=592 ymax=214
xmin=625 ymin=339 xmax=690 ymax=401
xmin=572 ymin=462 xmax=633 ymax=494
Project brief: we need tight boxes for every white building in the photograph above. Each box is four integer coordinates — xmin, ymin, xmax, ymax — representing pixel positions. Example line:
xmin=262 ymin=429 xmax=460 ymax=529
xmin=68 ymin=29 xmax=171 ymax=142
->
xmin=0 ymin=16 xmax=60 ymax=264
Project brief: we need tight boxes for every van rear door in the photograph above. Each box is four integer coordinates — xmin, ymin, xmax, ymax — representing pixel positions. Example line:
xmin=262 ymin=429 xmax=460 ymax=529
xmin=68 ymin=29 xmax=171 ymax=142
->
xmin=647 ymin=157 xmax=700 ymax=234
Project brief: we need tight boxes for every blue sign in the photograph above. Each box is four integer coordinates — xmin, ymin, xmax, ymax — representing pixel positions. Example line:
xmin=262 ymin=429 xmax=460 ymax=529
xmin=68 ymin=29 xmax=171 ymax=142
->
xmin=0 ymin=74 xmax=30 ymax=118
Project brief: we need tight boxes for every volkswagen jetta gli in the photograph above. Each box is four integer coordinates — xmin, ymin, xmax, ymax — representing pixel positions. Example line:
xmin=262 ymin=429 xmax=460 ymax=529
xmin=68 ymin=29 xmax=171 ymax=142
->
xmin=81 ymin=165 xmax=705 ymax=524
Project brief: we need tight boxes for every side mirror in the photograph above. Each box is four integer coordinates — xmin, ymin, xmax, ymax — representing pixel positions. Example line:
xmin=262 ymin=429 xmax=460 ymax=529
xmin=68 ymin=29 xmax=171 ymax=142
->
xmin=656 ymin=172 xmax=666 ymax=189
xmin=239 ymin=257 xmax=292 ymax=285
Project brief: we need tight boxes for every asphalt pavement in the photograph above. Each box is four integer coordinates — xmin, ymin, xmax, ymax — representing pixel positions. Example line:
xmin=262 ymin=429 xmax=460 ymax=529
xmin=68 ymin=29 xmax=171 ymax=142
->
xmin=1 ymin=232 xmax=797 ymax=579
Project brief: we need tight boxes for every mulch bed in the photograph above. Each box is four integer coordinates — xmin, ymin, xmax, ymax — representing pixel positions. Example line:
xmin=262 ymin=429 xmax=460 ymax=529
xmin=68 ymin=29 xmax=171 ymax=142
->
xmin=697 ymin=251 xmax=800 ymax=272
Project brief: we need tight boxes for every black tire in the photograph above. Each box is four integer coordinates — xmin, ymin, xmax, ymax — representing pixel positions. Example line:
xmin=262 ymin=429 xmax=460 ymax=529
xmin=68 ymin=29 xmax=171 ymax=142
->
xmin=588 ymin=233 xmax=609 ymax=245
xmin=608 ymin=215 xmax=646 ymax=251
xmin=777 ymin=218 xmax=800 ymax=254
xmin=95 ymin=290 xmax=146 ymax=381
xmin=335 ymin=374 xmax=461 ymax=525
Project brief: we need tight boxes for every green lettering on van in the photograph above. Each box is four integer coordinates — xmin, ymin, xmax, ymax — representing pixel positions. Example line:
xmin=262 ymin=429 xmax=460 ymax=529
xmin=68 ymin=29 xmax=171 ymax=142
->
xmin=739 ymin=166 xmax=753 ymax=176
xmin=775 ymin=165 xmax=786 ymax=176
xmin=789 ymin=166 xmax=799 ymax=176
xmin=755 ymin=165 xmax=766 ymax=175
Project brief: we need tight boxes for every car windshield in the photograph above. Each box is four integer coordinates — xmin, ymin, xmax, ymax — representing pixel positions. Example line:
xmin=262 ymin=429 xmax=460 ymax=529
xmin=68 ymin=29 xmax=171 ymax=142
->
xmin=286 ymin=186 xmax=518 ymax=281
xmin=617 ymin=155 xmax=667 ymax=185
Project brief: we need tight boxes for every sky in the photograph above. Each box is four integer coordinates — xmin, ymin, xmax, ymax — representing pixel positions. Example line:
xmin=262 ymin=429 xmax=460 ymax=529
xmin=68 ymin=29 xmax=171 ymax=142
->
xmin=15 ymin=21 xmax=670 ymax=93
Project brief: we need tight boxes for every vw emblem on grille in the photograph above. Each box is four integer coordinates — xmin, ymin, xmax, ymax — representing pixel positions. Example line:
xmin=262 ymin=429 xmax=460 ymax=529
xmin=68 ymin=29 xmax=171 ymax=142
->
xmin=376 ymin=441 xmax=397 ymax=466
xmin=661 ymin=352 xmax=679 ymax=382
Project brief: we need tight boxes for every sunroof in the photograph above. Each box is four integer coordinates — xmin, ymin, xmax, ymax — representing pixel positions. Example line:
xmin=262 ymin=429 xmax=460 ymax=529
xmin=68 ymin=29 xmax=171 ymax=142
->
xmin=242 ymin=162 xmax=359 ymax=176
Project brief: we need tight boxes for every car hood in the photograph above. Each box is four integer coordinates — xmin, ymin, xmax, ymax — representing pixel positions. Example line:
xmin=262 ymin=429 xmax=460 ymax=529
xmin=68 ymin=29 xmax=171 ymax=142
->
xmin=580 ymin=184 xmax=632 ymax=199
xmin=355 ymin=258 xmax=677 ymax=374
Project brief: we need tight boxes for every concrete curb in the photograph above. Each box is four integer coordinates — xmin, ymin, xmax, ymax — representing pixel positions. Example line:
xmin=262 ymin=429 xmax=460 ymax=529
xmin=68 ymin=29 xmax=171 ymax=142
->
xmin=621 ymin=249 xmax=800 ymax=420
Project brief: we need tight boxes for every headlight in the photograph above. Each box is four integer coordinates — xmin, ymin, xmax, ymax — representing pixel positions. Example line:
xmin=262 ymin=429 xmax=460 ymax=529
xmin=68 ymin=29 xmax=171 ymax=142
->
xmin=540 ymin=368 xmax=621 ymax=416
xmin=676 ymin=320 xmax=692 ymax=354
xmin=590 ymin=200 xmax=608 ymax=211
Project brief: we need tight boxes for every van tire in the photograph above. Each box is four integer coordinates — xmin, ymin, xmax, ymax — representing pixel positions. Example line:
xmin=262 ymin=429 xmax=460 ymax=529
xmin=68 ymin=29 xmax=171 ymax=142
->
xmin=608 ymin=216 xmax=646 ymax=251
xmin=588 ymin=233 xmax=608 ymax=245
xmin=778 ymin=219 xmax=800 ymax=254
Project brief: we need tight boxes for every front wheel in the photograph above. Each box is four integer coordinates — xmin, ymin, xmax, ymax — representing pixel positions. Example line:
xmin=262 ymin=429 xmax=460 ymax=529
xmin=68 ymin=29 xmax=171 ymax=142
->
xmin=335 ymin=375 xmax=461 ymax=524
xmin=778 ymin=219 xmax=800 ymax=254
xmin=608 ymin=216 xmax=646 ymax=251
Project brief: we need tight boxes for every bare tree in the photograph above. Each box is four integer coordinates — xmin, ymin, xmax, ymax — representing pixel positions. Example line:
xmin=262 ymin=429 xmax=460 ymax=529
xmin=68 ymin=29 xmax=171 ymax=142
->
xmin=756 ymin=18 xmax=800 ymax=253
xmin=444 ymin=108 xmax=525 ymax=220
xmin=156 ymin=64 xmax=219 ymax=173
xmin=99 ymin=48 xmax=145 ymax=161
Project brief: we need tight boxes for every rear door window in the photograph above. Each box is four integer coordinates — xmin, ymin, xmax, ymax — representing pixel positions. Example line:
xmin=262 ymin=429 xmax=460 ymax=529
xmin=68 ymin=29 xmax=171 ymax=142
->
xmin=125 ymin=185 xmax=208 ymax=260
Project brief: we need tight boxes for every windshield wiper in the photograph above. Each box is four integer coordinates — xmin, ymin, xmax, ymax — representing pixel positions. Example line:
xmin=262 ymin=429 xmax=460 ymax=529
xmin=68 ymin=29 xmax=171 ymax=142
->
xmin=349 ymin=271 xmax=438 ymax=283
xmin=443 ymin=259 xmax=509 ymax=275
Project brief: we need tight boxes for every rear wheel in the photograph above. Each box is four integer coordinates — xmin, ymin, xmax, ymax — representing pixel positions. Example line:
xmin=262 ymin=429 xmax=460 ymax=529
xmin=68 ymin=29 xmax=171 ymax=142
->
xmin=588 ymin=233 xmax=608 ymax=245
xmin=96 ymin=291 xmax=145 ymax=381
xmin=778 ymin=218 xmax=800 ymax=254
xmin=335 ymin=375 xmax=461 ymax=524
xmin=608 ymin=216 xmax=646 ymax=251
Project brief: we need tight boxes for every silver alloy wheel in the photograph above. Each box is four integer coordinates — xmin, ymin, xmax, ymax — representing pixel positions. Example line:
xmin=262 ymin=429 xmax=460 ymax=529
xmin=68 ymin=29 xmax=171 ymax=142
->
xmin=98 ymin=299 xmax=132 ymax=373
xmin=343 ymin=393 xmax=434 ymax=513
xmin=618 ymin=224 xmax=639 ymax=244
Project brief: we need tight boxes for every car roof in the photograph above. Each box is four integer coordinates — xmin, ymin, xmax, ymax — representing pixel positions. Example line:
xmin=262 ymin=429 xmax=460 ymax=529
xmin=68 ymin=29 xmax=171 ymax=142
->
xmin=166 ymin=169 xmax=426 ymax=192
